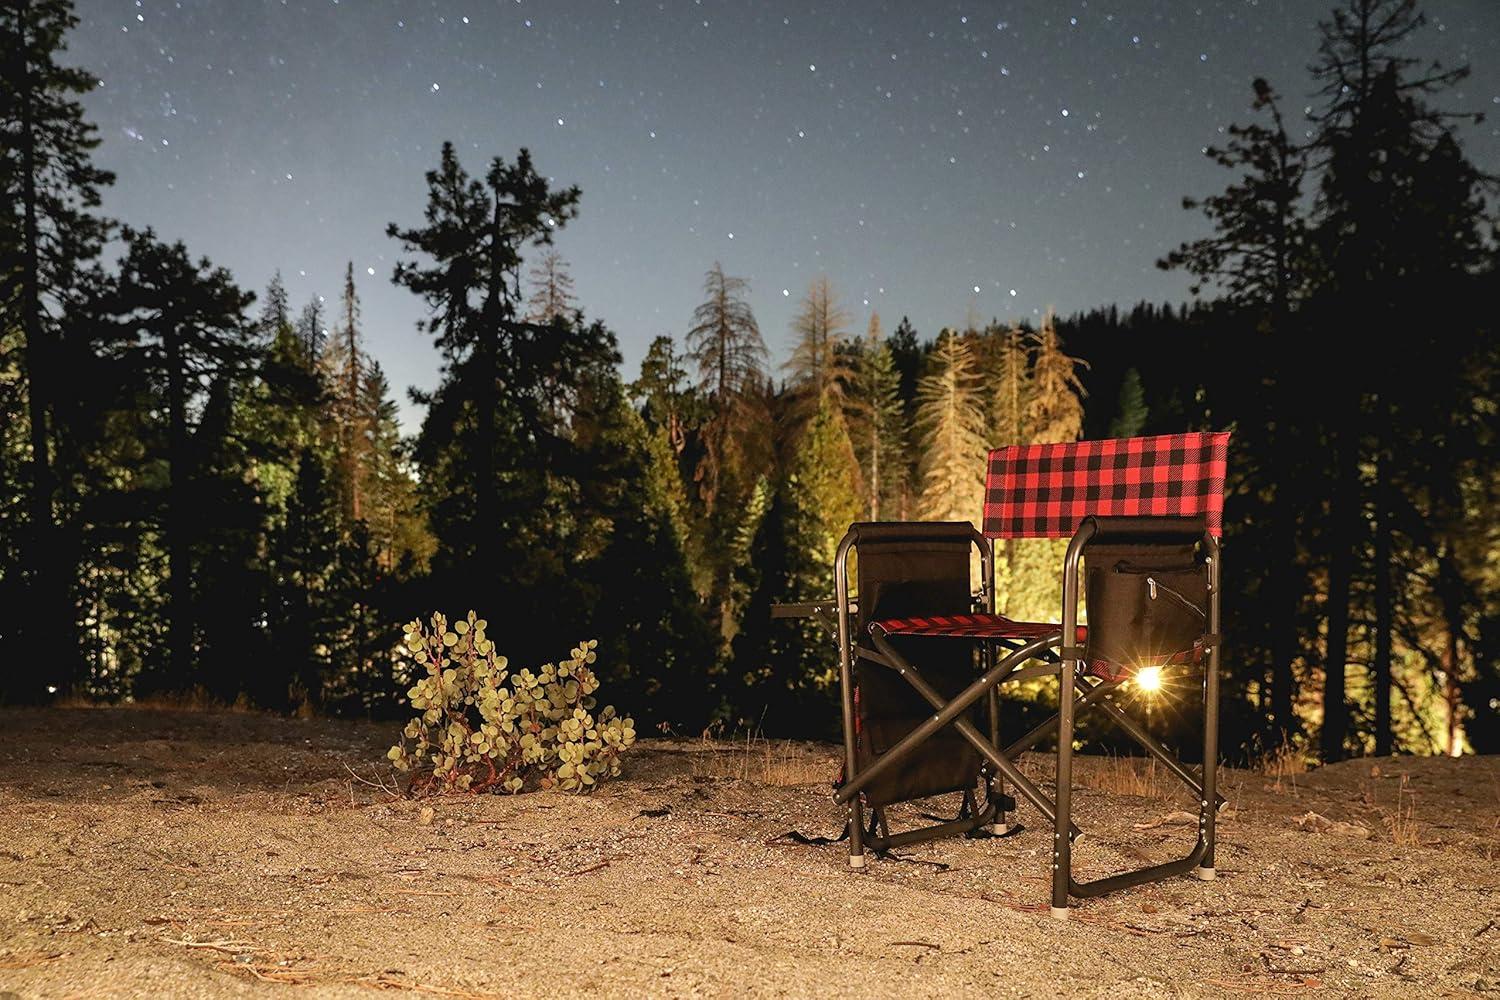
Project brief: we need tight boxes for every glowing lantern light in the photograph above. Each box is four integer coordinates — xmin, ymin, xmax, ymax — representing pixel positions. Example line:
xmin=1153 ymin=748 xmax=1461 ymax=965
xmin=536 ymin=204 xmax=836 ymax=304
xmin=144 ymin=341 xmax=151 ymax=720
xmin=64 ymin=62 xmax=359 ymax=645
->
xmin=1134 ymin=665 xmax=1164 ymax=694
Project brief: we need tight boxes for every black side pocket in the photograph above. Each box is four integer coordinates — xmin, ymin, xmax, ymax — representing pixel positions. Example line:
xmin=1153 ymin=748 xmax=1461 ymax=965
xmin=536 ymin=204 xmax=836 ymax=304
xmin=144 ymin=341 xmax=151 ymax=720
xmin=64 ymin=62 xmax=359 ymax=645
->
xmin=1086 ymin=558 xmax=1207 ymax=668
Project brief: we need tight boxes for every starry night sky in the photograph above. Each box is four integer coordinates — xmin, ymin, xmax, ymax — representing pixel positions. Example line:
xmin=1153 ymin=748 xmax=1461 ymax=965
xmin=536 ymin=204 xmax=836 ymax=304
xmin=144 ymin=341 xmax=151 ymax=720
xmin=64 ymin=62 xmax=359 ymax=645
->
xmin=69 ymin=0 xmax=1500 ymax=430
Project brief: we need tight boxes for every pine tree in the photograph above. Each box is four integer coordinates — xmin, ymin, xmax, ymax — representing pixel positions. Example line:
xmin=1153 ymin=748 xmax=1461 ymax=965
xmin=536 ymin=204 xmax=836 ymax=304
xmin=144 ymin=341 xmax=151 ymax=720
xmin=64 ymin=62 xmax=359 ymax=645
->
xmin=571 ymin=377 xmax=717 ymax=727
xmin=1307 ymin=0 xmax=1486 ymax=761
xmin=913 ymin=331 xmax=987 ymax=525
xmin=319 ymin=262 xmax=369 ymax=524
xmin=784 ymin=275 xmax=854 ymax=431
xmin=104 ymin=228 xmax=256 ymax=694
xmin=1010 ymin=314 xmax=1086 ymax=619
xmin=781 ymin=393 xmax=863 ymax=700
xmin=1108 ymin=367 xmax=1148 ymax=439
xmin=631 ymin=334 xmax=699 ymax=455
xmin=525 ymin=249 xmax=578 ymax=325
xmin=1161 ymin=77 xmax=1312 ymax=748
xmin=259 ymin=271 xmax=291 ymax=339
xmin=684 ymin=262 xmax=768 ymax=513
xmin=296 ymin=297 xmax=326 ymax=365
xmin=358 ymin=360 xmax=432 ymax=573
xmin=0 ymin=0 xmax=115 ymax=698
xmin=263 ymin=448 xmax=341 ymax=711
xmin=388 ymin=143 xmax=582 ymax=622
xmin=851 ymin=313 xmax=904 ymax=519
xmin=1024 ymin=310 xmax=1087 ymax=445
xmin=989 ymin=323 xmax=1031 ymax=447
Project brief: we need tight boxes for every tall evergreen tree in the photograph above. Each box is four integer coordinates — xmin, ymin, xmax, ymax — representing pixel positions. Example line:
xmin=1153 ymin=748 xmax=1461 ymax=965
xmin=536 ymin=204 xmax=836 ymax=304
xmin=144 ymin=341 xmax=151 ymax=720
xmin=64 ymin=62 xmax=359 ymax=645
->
xmin=684 ymin=263 xmax=768 ymax=513
xmin=784 ymin=275 xmax=854 ymax=430
xmin=913 ymin=331 xmax=987 ymax=525
xmin=296 ymin=297 xmax=326 ymax=366
xmin=1307 ymin=0 xmax=1486 ymax=760
xmin=988 ymin=323 xmax=1031 ymax=447
xmin=851 ymin=313 xmax=905 ymax=520
xmin=1161 ymin=76 xmax=1313 ymax=748
xmin=525 ymin=249 xmax=578 ymax=325
xmin=388 ymin=143 xmax=582 ymax=623
xmin=1107 ymin=367 xmax=1149 ymax=440
xmin=319 ymin=262 xmax=369 ymax=524
xmin=103 ymin=229 xmax=256 ymax=694
xmin=0 ymin=0 xmax=114 ymax=698
xmin=1024 ymin=310 xmax=1087 ymax=445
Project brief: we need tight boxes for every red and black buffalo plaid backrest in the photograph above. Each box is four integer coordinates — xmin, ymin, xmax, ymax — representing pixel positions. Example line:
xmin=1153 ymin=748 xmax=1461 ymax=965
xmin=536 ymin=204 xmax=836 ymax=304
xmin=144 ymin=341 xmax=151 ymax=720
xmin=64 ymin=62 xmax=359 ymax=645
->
xmin=982 ymin=432 xmax=1230 ymax=540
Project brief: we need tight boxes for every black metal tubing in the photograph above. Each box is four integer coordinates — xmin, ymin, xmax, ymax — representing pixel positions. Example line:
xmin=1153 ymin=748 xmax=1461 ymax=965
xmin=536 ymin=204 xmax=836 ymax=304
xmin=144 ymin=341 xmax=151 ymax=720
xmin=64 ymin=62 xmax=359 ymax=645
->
xmin=865 ymin=801 xmax=998 ymax=851
xmin=857 ymin=632 xmax=1084 ymax=842
xmin=832 ymin=523 xmax=1004 ymax=867
xmin=833 ymin=632 xmax=1048 ymax=806
xmin=833 ymin=529 xmax=865 ymax=866
xmin=1002 ymin=677 xmax=1119 ymax=758
xmin=1051 ymin=524 xmax=1222 ymax=914
xmin=1082 ymin=678 xmax=1227 ymax=812
xmin=1001 ymin=675 xmax=1226 ymax=813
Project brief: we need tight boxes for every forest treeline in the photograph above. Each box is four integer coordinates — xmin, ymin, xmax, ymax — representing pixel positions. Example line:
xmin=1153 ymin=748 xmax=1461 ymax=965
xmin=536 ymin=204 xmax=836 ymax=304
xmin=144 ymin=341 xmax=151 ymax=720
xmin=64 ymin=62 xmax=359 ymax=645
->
xmin=2 ymin=0 xmax=1495 ymax=760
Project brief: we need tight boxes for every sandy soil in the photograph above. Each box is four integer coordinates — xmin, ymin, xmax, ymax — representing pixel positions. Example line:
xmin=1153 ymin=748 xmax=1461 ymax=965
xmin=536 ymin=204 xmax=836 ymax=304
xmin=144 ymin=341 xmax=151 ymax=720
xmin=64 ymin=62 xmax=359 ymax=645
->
xmin=0 ymin=708 xmax=1496 ymax=999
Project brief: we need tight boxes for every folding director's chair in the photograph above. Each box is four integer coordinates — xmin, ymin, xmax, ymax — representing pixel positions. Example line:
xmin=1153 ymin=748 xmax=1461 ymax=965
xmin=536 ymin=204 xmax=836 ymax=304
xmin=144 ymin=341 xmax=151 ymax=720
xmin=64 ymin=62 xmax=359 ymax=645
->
xmin=781 ymin=431 xmax=1229 ymax=918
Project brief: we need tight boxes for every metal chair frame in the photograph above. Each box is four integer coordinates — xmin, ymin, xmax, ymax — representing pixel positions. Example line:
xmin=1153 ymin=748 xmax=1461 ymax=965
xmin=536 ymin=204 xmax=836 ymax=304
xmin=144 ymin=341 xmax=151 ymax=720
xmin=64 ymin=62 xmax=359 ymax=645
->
xmin=804 ymin=517 xmax=1222 ymax=918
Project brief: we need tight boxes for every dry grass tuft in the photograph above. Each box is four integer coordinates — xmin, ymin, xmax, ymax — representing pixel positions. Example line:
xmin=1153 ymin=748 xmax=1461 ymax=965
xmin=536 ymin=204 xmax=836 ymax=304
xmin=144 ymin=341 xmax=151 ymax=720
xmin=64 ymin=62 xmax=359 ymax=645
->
xmin=1075 ymin=753 xmax=1176 ymax=799
xmin=1254 ymin=740 xmax=1310 ymax=794
xmin=1383 ymin=773 xmax=1422 ymax=848
xmin=52 ymin=688 xmax=262 ymax=714
xmin=690 ymin=729 xmax=832 ymax=786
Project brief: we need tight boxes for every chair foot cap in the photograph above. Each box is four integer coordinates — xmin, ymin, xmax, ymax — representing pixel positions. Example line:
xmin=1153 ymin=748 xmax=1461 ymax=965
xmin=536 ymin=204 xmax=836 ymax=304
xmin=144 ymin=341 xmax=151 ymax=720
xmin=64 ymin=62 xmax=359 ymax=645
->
xmin=1193 ymin=866 xmax=1216 ymax=881
xmin=1050 ymin=906 xmax=1070 ymax=921
xmin=848 ymin=854 xmax=867 ymax=870
xmin=986 ymin=823 xmax=1009 ymax=835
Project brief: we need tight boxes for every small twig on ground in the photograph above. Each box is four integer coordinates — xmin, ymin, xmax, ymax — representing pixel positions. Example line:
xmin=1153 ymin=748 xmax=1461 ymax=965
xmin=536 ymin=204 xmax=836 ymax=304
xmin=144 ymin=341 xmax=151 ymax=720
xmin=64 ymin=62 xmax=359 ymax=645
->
xmin=161 ymin=935 xmax=255 ymax=955
xmin=568 ymin=858 xmax=614 ymax=877
xmin=888 ymin=940 xmax=942 ymax=950
xmin=1201 ymin=974 xmax=1323 ymax=994
xmin=343 ymin=763 xmax=403 ymax=800
xmin=0 ymin=951 xmax=63 ymax=970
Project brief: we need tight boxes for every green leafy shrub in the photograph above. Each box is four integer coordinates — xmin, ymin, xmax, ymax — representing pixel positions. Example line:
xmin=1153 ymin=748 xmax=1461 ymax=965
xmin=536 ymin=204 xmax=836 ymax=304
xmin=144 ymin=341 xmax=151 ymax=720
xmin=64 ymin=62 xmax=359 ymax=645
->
xmin=387 ymin=611 xmax=636 ymax=794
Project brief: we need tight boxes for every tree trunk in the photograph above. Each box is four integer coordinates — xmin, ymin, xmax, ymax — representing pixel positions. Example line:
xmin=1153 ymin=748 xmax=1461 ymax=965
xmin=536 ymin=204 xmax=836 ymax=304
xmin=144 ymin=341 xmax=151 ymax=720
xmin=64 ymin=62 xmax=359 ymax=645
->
xmin=162 ymin=323 xmax=194 ymax=693
xmin=1438 ymin=548 xmax=1465 ymax=757
xmin=1320 ymin=422 xmax=1358 ymax=763
xmin=1372 ymin=453 xmax=1393 ymax=756
xmin=1266 ymin=413 xmax=1300 ymax=747
xmin=15 ymin=0 xmax=71 ymax=701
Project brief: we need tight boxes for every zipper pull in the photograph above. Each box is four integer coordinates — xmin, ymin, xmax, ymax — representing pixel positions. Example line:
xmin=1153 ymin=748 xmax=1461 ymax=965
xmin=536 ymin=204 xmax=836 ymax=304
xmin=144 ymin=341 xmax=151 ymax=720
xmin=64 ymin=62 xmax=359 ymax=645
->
xmin=1147 ymin=577 xmax=1158 ymax=600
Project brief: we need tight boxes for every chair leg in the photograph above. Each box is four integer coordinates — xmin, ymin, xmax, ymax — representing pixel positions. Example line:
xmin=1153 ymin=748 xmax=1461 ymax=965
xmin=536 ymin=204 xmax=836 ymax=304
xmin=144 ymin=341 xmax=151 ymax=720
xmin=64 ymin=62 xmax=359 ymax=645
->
xmin=1052 ymin=656 xmax=1076 ymax=920
xmin=847 ymin=799 xmax=867 ymax=868
xmin=986 ymin=687 xmax=1009 ymax=834
xmin=1196 ymin=632 xmax=1221 ymax=880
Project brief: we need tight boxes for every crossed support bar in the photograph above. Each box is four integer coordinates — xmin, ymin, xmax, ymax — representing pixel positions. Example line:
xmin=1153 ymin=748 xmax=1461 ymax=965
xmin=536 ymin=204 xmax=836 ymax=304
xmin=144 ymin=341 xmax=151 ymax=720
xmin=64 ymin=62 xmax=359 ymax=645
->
xmin=826 ymin=520 xmax=1223 ymax=918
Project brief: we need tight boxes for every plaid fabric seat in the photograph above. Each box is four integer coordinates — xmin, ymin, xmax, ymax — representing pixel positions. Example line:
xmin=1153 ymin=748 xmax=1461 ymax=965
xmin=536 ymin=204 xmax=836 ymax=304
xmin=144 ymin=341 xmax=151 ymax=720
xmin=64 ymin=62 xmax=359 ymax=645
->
xmin=868 ymin=614 xmax=1197 ymax=681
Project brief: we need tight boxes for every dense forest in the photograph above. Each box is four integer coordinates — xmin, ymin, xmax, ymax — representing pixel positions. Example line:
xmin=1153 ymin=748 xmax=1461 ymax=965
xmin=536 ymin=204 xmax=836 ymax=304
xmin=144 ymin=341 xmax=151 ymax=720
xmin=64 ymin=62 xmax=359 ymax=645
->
xmin=1 ymin=0 xmax=1495 ymax=762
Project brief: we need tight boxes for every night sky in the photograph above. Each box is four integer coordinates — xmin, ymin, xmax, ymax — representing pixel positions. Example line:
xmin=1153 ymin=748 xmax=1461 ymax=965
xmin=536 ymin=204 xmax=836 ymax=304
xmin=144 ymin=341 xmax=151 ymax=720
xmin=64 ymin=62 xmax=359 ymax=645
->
xmin=69 ymin=1 xmax=1500 ymax=430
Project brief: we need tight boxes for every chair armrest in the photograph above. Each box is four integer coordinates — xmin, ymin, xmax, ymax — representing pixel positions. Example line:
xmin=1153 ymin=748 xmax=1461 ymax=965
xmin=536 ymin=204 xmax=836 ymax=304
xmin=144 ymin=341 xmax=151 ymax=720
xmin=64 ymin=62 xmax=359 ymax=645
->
xmin=771 ymin=600 xmax=857 ymax=620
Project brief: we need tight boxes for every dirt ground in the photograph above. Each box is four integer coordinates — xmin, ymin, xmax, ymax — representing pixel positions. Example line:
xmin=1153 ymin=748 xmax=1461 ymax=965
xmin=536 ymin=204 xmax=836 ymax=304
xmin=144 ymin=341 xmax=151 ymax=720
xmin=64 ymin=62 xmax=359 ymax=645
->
xmin=0 ymin=709 xmax=1496 ymax=999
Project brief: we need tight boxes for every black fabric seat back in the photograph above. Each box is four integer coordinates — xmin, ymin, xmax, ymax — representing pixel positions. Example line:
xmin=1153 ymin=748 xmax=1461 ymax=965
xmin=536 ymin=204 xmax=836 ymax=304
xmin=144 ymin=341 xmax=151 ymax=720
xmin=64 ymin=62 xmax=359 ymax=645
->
xmin=1083 ymin=516 xmax=1209 ymax=670
xmin=852 ymin=522 xmax=981 ymax=808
